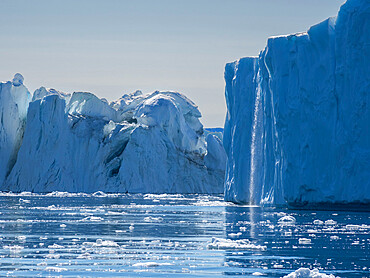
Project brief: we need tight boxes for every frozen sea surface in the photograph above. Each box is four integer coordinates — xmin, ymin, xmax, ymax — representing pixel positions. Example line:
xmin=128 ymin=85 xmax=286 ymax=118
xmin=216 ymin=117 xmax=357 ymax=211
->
xmin=0 ymin=193 xmax=368 ymax=277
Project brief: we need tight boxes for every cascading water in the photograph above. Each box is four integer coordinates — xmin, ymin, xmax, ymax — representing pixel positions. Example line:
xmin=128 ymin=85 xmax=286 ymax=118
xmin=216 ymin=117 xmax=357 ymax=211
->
xmin=249 ymin=85 xmax=263 ymax=205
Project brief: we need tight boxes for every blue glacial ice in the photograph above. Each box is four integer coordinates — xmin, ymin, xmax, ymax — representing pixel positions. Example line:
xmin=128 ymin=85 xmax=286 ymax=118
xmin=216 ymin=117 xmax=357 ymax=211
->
xmin=224 ymin=0 xmax=370 ymax=205
xmin=0 ymin=74 xmax=31 ymax=186
xmin=0 ymin=75 xmax=226 ymax=193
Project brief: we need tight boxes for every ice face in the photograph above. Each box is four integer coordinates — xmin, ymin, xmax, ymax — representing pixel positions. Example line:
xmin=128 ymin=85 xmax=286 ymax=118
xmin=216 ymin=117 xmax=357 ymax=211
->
xmin=1 ymin=79 xmax=225 ymax=193
xmin=135 ymin=93 xmax=206 ymax=155
xmin=224 ymin=0 xmax=370 ymax=205
xmin=0 ymin=76 xmax=31 ymax=185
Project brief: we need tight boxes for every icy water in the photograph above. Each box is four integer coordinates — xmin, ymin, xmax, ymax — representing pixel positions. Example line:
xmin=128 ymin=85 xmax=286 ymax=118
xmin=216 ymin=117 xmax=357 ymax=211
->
xmin=0 ymin=193 xmax=369 ymax=277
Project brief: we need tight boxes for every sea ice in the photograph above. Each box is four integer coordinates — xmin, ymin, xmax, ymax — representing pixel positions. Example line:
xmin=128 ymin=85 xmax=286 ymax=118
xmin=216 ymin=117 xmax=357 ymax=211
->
xmin=283 ymin=268 xmax=338 ymax=278
xmin=278 ymin=216 xmax=296 ymax=225
xmin=44 ymin=267 xmax=68 ymax=272
xmin=207 ymin=237 xmax=266 ymax=251
xmin=132 ymin=262 xmax=173 ymax=267
xmin=298 ymin=238 xmax=312 ymax=245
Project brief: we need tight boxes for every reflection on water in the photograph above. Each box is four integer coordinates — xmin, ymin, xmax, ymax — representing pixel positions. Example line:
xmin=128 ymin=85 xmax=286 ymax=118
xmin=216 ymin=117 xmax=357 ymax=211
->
xmin=0 ymin=192 xmax=368 ymax=277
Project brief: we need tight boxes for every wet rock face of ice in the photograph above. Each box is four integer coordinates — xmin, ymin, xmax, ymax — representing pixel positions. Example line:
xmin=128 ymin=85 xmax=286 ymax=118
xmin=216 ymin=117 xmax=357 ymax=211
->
xmin=0 ymin=74 xmax=32 ymax=186
xmin=1 ymin=82 xmax=225 ymax=193
xmin=224 ymin=0 xmax=370 ymax=205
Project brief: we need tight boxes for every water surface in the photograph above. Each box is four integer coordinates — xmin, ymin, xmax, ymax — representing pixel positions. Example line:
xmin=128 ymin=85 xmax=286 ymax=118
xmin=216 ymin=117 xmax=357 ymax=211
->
xmin=0 ymin=192 xmax=368 ymax=277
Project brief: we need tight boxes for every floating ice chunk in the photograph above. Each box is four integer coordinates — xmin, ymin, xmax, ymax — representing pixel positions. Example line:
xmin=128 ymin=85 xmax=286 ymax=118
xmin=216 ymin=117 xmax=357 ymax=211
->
xmin=324 ymin=220 xmax=337 ymax=226
xmin=45 ymin=192 xmax=88 ymax=197
xmin=82 ymin=239 xmax=119 ymax=248
xmin=132 ymin=262 xmax=173 ymax=267
xmin=252 ymin=272 xmax=265 ymax=276
xmin=330 ymin=235 xmax=340 ymax=240
xmin=37 ymin=262 xmax=47 ymax=266
xmin=229 ymin=232 xmax=242 ymax=238
xmin=92 ymin=191 xmax=107 ymax=197
xmin=278 ymin=216 xmax=296 ymax=225
xmin=313 ymin=220 xmax=324 ymax=225
xmin=144 ymin=216 xmax=163 ymax=223
xmin=45 ymin=267 xmax=67 ymax=272
xmin=60 ymin=224 xmax=67 ymax=228
xmin=94 ymin=239 xmax=119 ymax=247
xmin=81 ymin=216 xmax=104 ymax=222
xmin=12 ymin=73 xmax=24 ymax=86
xmin=17 ymin=235 xmax=26 ymax=241
xmin=107 ymin=211 xmax=127 ymax=215
xmin=345 ymin=224 xmax=360 ymax=230
xmin=48 ymin=243 xmax=64 ymax=249
xmin=3 ymin=245 xmax=23 ymax=252
xmin=207 ymin=237 xmax=266 ymax=251
xmin=298 ymin=238 xmax=312 ymax=245
xmin=77 ymin=252 xmax=92 ymax=259
xmin=46 ymin=253 xmax=60 ymax=259
xmin=19 ymin=198 xmax=30 ymax=204
xmin=129 ymin=224 xmax=135 ymax=231
xmin=283 ymin=268 xmax=338 ymax=278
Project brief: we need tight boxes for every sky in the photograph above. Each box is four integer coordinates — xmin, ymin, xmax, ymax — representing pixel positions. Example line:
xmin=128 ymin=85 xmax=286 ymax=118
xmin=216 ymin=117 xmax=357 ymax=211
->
xmin=0 ymin=0 xmax=344 ymax=127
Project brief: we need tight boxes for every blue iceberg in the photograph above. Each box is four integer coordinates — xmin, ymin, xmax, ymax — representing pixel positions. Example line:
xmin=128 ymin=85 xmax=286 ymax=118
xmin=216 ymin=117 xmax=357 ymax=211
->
xmin=224 ymin=0 xmax=370 ymax=206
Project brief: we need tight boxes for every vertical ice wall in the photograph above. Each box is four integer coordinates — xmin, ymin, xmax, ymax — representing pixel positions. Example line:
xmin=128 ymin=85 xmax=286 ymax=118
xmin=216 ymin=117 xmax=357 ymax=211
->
xmin=224 ymin=0 xmax=370 ymax=205
xmin=0 ymin=74 xmax=31 ymax=185
xmin=2 ymin=87 xmax=226 ymax=193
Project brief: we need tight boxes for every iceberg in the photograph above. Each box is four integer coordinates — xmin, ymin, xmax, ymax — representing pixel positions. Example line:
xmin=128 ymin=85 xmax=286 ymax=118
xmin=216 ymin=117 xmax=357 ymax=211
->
xmin=0 ymin=74 xmax=31 ymax=186
xmin=224 ymin=0 xmax=370 ymax=206
xmin=1 ymin=79 xmax=226 ymax=193
xmin=283 ymin=268 xmax=338 ymax=278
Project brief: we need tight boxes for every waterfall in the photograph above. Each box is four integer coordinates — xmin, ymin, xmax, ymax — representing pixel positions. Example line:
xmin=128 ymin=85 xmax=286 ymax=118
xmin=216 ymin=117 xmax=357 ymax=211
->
xmin=249 ymin=86 xmax=263 ymax=205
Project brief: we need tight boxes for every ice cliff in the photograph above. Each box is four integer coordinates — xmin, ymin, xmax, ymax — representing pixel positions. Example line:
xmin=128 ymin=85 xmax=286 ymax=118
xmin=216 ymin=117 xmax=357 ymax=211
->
xmin=0 ymin=75 xmax=226 ymax=193
xmin=0 ymin=74 xmax=31 ymax=186
xmin=224 ymin=0 xmax=369 ymax=206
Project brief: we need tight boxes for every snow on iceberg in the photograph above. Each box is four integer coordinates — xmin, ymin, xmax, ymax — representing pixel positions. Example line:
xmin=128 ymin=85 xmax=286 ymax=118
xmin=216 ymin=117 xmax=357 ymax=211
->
xmin=224 ymin=0 xmax=370 ymax=206
xmin=32 ymin=86 xmax=70 ymax=102
xmin=1 ymin=79 xmax=226 ymax=193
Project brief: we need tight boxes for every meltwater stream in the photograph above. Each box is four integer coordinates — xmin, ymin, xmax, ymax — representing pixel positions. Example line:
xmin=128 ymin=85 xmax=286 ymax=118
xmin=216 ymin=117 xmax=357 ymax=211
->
xmin=0 ymin=192 xmax=368 ymax=277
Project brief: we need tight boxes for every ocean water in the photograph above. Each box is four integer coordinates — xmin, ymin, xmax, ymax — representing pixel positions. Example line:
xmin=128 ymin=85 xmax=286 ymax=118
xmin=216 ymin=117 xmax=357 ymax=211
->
xmin=0 ymin=192 xmax=368 ymax=277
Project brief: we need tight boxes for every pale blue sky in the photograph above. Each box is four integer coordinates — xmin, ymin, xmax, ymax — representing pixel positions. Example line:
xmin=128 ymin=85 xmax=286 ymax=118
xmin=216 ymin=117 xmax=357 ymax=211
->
xmin=0 ymin=0 xmax=344 ymax=127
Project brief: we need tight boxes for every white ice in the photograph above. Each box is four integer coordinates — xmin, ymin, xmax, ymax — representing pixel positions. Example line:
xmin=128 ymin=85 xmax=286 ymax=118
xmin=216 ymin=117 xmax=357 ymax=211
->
xmin=0 ymin=77 xmax=226 ymax=194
